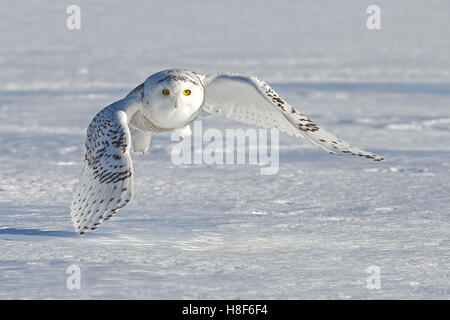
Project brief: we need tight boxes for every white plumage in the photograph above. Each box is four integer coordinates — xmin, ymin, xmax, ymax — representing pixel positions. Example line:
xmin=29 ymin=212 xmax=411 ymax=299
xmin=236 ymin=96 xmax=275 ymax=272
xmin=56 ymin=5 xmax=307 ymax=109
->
xmin=71 ymin=69 xmax=383 ymax=235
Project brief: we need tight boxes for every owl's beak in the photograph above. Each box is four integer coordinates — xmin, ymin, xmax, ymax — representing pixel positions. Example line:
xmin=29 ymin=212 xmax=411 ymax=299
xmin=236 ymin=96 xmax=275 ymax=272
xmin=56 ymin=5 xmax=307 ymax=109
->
xmin=174 ymin=96 xmax=181 ymax=109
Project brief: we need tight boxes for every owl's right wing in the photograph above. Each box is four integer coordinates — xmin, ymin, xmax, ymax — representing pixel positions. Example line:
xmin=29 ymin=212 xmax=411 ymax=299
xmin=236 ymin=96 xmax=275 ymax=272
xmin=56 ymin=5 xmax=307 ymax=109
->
xmin=70 ymin=106 xmax=134 ymax=235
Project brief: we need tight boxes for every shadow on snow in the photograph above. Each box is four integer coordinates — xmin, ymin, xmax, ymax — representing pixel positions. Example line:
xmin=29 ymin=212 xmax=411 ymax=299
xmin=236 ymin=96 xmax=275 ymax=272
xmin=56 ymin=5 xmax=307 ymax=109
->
xmin=0 ymin=228 xmax=75 ymax=237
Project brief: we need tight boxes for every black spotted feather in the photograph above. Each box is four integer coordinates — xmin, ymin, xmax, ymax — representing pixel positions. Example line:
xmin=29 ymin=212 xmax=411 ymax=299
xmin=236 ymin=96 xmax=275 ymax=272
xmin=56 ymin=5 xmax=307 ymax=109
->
xmin=70 ymin=106 xmax=134 ymax=235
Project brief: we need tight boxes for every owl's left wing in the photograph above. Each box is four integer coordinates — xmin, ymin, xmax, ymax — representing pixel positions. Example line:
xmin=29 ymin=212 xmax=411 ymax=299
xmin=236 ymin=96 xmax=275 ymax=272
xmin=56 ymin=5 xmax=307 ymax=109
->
xmin=201 ymin=73 xmax=383 ymax=161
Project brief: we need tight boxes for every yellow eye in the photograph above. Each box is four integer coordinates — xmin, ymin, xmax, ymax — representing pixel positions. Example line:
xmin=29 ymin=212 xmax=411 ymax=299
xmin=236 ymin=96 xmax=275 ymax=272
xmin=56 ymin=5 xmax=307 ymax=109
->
xmin=183 ymin=89 xmax=191 ymax=96
xmin=162 ymin=88 xmax=170 ymax=95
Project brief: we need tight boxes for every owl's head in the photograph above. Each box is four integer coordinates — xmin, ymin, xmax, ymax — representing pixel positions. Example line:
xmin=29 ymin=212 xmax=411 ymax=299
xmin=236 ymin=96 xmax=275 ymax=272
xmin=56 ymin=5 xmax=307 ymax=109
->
xmin=141 ymin=70 xmax=204 ymax=128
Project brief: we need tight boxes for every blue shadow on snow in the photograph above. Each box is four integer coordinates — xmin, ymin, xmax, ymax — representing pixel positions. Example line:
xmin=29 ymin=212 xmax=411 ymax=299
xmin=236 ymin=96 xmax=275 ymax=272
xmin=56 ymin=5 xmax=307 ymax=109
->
xmin=0 ymin=228 xmax=75 ymax=237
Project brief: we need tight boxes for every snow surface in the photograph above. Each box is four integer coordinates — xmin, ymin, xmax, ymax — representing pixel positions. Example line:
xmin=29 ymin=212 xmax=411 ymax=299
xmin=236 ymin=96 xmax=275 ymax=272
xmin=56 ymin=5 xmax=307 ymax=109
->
xmin=0 ymin=0 xmax=449 ymax=299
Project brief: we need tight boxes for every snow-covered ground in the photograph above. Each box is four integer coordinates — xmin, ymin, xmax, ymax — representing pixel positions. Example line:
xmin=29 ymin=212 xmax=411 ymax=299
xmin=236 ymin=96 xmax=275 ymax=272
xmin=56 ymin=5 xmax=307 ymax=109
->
xmin=0 ymin=0 xmax=449 ymax=299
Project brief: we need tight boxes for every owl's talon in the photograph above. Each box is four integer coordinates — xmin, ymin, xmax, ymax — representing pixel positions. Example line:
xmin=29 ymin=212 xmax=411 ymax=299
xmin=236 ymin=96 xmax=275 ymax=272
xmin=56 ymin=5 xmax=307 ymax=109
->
xmin=173 ymin=125 xmax=192 ymax=141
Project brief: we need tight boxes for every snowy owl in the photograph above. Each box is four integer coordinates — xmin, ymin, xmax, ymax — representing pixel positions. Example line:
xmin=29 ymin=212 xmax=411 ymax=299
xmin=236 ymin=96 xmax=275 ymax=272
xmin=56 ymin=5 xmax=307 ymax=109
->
xmin=71 ymin=69 xmax=383 ymax=235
